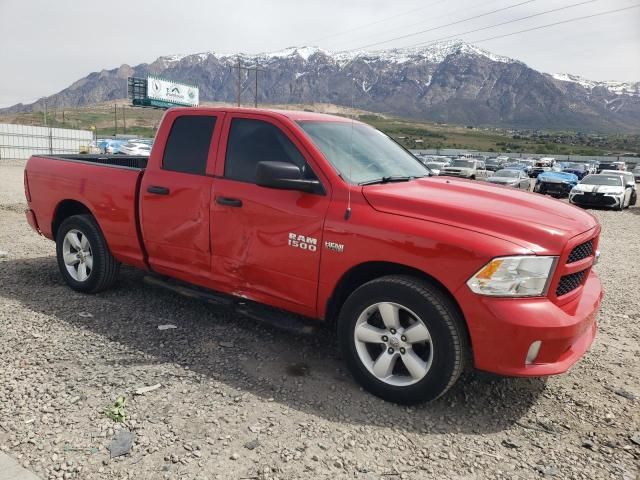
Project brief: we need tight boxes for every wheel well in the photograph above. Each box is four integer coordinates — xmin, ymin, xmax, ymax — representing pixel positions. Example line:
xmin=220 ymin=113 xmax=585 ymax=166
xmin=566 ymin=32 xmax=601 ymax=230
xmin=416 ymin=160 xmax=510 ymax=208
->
xmin=326 ymin=261 xmax=461 ymax=320
xmin=52 ymin=200 xmax=93 ymax=238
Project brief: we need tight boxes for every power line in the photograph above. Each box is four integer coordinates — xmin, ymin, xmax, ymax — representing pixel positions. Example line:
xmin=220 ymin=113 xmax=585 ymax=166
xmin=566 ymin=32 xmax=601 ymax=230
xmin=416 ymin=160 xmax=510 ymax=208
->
xmin=350 ymin=0 xmax=539 ymax=51
xmin=469 ymin=3 xmax=640 ymax=45
xmin=310 ymin=0 xmax=449 ymax=44
xmin=338 ymin=0 xmax=504 ymax=50
xmin=406 ymin=0 xmax=600 ymax=49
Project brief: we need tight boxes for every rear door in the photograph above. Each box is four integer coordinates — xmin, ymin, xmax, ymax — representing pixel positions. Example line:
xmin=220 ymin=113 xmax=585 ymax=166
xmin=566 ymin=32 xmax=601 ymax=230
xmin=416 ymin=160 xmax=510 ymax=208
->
xmin=210 ymin=113 xmax=331 ymax=316
xmin=140 ymin=112 xmax=222 ymax=281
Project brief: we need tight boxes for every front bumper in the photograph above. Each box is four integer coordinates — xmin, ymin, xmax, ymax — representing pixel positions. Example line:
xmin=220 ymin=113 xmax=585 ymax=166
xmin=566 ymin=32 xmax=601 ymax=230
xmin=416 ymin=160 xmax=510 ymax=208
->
xmin=570 ymin=191 xmax=622 ymax=208
xmin=455 ymin=270 xmax=603 ymax=377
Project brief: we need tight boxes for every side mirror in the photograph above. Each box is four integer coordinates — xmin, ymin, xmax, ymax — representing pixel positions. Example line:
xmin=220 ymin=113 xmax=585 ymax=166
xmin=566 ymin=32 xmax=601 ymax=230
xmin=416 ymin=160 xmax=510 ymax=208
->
xmin=256 ymin=161 xmax=324 ymax=195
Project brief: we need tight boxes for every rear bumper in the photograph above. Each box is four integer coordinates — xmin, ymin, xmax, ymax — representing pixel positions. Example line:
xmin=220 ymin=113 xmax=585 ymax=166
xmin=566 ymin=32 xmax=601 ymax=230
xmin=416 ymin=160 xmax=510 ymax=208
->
xmin=25 ymin=208 xmax=41 ymax=234
xmin=456 ymin=270 xmax=603 ymax=377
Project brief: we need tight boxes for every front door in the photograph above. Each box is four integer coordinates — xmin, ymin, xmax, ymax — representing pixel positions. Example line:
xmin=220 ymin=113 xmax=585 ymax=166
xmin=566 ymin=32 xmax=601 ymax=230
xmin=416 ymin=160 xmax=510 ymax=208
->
xmin=211 ymin=114 xmax=331 ymax=316
xmin=140 ymin=113 xmax=221 ymax=281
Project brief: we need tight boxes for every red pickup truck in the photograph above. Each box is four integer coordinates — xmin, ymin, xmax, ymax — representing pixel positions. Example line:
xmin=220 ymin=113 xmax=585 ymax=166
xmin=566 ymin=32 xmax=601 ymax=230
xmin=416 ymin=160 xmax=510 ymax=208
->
xmin=24 ymin=107 xmax=603 ymax=404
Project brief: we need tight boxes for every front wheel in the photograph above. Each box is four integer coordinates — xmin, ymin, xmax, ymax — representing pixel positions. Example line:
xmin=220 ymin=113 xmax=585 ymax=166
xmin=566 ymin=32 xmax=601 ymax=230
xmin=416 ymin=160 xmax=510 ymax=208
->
xmin=338 ymin=275 xmax=468 ymax=404
xmin=55 ymin=214 xmax=120 ymax=293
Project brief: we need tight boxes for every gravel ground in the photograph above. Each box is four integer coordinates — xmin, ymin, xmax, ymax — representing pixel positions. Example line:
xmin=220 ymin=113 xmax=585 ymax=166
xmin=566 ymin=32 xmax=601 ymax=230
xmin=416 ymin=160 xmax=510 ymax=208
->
xmin=0 ymin=162 xmax=638 ymax=480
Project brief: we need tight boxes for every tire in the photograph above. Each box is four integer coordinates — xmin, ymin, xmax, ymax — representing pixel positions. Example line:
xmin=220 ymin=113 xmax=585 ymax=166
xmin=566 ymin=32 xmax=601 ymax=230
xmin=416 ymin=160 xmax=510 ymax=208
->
xmin=337 ymin=275 xmax=468 ymax=404
xmin=470 ymin=175 xmax=476 ymax=180
xmin=55 ymin=214 xmax=120 ymax=293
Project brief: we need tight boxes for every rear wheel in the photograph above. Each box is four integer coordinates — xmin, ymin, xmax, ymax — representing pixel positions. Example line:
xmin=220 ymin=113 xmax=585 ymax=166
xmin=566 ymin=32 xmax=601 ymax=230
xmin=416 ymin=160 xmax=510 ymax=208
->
xmin=338 ymin=275 xmax=468 ymax=404
xmin=55 ymin=214 xmax=120 ymax=293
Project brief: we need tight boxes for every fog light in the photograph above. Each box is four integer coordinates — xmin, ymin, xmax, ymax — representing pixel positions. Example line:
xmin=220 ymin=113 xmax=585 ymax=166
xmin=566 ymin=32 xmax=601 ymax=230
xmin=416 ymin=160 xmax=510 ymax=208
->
xmin=594 ymin=250 xmax=600 ymax=265
xmin=525 ymin=341 xmax=542 ymax=365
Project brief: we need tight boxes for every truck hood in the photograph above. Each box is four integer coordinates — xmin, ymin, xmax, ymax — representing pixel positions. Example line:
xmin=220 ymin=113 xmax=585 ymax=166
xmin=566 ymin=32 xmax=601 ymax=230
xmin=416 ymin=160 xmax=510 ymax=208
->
xmin=361 ymin=177 xmax=597 ymax=254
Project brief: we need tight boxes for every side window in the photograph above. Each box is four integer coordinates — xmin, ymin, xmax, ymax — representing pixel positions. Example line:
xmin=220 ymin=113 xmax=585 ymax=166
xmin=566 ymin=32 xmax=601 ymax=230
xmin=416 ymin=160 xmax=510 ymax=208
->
xmin=163 ymin=115 xmax=216 ymax=175
xmin=225 ymin=118 xmax=311 ymax=183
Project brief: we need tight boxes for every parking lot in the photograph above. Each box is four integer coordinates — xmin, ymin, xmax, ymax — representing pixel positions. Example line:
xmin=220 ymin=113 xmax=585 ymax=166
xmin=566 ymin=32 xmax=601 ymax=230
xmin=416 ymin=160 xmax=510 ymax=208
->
xmin=0 ymin=161 xmax=638 ymax=480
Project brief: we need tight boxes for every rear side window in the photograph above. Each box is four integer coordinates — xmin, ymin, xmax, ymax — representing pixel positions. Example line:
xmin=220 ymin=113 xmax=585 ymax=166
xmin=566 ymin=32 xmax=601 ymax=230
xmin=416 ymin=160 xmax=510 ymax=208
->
xmin=163 ymin=115 xmax=216 ymax=175
xmin=225 ymin=118 xmax=307 ymax=183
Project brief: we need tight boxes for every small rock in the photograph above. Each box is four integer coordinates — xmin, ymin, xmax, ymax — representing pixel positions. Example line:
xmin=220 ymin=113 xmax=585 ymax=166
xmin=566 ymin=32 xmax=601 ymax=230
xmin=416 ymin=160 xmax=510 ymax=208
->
xmin=0 ymin=251 xmax=8 ymax=259
xmin=582 ymin=440 xmax=596 ymax=450
xmin=612 ymin=388 xmax=637 ymax=401
xmin=110 ymin=430 xmax=134 ymax=458
xmin=502 ymin=439 xmax=522 ymax=449
xmin=244 ymin=439 xmax=260 ymax=451
xmin=78 ymin=312 xmax=93 ymax=318
xmin=630 ymin=434 xmax=640 ymax=446
xmin=135 ymin=384 xmax=161 ymax=396
xmin=219 ymin=342 xmax=234 ymax=348
xmin=230 ymin=452 xmax=239 ymax=460
xmin=158 ymin=324 xmax=177 ymax=331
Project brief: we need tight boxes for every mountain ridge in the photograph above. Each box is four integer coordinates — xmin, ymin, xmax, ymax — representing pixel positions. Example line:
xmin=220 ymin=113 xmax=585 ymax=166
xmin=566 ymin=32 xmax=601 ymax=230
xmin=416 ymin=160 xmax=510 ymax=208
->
xmin=3 ymin=41 xmax=639 ymax=133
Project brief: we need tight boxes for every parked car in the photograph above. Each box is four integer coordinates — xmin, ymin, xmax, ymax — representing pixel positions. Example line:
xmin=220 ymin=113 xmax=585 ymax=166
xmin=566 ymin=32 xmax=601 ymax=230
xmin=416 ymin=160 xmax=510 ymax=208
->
xmin=597 ymin=161 xmax=625 ymax=173
xmin=569 ymin=174 xmax=633 ymax=210
xmin=534 ymin=171 xmax=579 ymax=198
xmin=529 ymin=165 xmax=551 ymax=178
xmin=440 ymin=158 xmax=488 ymax=180
xmin=24 ymin=107 xmax=603 ymax=404
xmin=98 ymin=139 xmax=128 ymax=154
xmin=537 ymin=157 xmax=556 ymax=167
xmin=424 ymin=162 xmax=447 ymax=176
xmin=599 ymin=170 xmax=637 ymax=206
xmin=562 ymin=163 xmax=590 ymax=180
xmin=486 ymin=169 xmax=531 ymax=189
xmin=119 ymin=141 xmax=152 ymax=156
xmin=485 ymin=157 xmax=506 ymax=172
xmin=633 ymin=165 xmax=640 ymax=183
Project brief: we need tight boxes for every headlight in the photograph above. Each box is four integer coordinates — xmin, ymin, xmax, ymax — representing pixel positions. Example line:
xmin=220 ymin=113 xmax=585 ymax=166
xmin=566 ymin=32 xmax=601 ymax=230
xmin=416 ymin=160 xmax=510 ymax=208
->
xmin=467 ymin=256 xmax=557 ymax=297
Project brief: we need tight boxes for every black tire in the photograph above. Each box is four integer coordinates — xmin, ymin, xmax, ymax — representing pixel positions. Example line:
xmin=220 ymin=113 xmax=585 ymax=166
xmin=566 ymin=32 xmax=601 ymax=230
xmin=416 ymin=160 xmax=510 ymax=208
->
xmin=470 ymin=175 xmax=476 ymax=180
xmin=337 ymin=275 xmax=469 ymax=404
xmin=55 ymin=214 xmax=120 ymax=293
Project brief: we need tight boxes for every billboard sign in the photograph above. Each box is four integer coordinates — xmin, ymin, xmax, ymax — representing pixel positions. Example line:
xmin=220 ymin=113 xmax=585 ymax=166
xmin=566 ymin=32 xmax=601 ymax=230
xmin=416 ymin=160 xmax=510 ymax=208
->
xmin=146 ymin=77 xmax=199 ymax=107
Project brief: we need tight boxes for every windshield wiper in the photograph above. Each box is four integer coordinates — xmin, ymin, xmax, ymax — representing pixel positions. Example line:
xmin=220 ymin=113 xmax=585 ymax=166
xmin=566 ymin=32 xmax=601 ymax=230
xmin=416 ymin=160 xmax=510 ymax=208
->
xmin=359 ymin=175 xmax=427 ymax=186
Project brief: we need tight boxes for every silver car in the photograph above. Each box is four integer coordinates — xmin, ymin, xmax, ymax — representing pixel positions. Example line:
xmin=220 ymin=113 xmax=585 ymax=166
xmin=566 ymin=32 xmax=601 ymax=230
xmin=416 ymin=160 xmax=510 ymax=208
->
xmin=486 ymin=169 xmax=531 ymax=189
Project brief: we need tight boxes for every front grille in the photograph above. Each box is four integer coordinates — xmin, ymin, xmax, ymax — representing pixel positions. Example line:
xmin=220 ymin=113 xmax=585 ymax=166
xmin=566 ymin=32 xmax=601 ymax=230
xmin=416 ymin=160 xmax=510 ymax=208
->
xmin=567 ymin=239 xmax=594 ymax=264
xmin=573 ymin=193 xmax=616 ymax=206
xmin=556 ymin=270 xmax=587 ymax=296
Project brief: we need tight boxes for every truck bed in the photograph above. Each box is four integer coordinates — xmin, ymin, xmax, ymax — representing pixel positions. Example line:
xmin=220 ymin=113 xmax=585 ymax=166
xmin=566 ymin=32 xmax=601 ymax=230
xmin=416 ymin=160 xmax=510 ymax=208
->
xmin=40 ymin=154 xmax=148 ymax=170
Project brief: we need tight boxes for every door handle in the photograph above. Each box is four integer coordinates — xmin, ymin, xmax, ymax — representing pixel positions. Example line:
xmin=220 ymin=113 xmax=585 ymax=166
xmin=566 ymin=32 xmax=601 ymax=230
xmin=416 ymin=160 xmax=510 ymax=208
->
xmin=216 ymin=196 xmax=243 ymax=207
xmin=147 ymin=185 xmax=170 ymax=195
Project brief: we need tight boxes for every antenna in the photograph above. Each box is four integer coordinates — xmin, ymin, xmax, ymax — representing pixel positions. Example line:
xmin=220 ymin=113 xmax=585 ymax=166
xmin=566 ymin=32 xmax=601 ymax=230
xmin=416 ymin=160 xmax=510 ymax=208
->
xmin=345 ymin=79 xmax=355 ymax=221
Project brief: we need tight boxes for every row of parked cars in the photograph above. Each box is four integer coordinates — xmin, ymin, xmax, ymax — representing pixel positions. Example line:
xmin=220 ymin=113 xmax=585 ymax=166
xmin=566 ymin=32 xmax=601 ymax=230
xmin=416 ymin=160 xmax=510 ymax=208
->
xmin=415 ymin=153 xmax=639 ymax=211
xmin=97 ymin=138 xmax=153 ymax=156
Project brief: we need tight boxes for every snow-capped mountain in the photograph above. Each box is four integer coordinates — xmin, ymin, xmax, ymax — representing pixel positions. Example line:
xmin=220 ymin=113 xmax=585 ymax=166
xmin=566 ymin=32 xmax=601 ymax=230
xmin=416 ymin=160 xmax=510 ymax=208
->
xmin=3 ymin=41 xmax=639 ymax=132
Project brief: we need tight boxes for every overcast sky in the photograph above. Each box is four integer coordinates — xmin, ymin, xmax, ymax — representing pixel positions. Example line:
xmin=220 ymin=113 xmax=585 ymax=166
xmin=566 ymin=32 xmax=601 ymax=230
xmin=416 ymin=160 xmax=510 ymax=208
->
xmin=0 ymin=0 xmax=638 ymax=108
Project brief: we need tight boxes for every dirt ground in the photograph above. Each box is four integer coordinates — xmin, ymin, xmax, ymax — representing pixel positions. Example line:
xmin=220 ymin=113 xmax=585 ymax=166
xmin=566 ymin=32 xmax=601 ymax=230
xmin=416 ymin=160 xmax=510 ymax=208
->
xmin=0 ymin=162 xmax=638 ymax=480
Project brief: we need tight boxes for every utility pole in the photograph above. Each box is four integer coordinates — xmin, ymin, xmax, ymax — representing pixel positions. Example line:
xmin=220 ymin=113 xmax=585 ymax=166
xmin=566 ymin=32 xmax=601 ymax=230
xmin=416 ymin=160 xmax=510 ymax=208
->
xmin=231 ymin=58 xmax=265 ymax=108
xmin=114 ymin=104 xmax=118 ymax=135
xmin=42 ymin=98 xmax=47 ymax=126
xmin=122 ymin=106 xmax=126 ymax=134
xmin=236 ymin=58 xmax=242 ymax=106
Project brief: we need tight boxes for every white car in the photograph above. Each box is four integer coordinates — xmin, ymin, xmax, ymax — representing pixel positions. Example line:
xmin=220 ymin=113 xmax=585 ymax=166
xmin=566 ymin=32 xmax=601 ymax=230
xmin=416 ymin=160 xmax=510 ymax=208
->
xmin=120 ymin=141 xmax=152 ymax=156
xmin=424 ymin=161 xmax=447 ymax=175
xmin=440 ymin=158 xmax=488 ymax=180
xmin=569 ymin=174 xmax=634 ymax=210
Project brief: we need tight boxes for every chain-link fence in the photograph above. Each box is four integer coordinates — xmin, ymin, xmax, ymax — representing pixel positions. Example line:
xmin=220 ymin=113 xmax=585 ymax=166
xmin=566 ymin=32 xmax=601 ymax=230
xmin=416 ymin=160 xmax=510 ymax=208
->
xmin=0 ymin=124 xmax=94 ymax=161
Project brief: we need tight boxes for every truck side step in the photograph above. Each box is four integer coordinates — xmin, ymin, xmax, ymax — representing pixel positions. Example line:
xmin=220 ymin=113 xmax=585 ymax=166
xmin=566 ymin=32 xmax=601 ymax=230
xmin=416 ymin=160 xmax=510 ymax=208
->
xmin=143 ymin=275 xmax=320 ymax=336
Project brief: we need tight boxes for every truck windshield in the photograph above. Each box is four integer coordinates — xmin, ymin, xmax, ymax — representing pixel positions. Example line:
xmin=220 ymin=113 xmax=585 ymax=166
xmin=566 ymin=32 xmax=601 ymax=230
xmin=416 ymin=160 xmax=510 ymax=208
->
xmin=297 ymin=121 xmax=428 ymax=184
